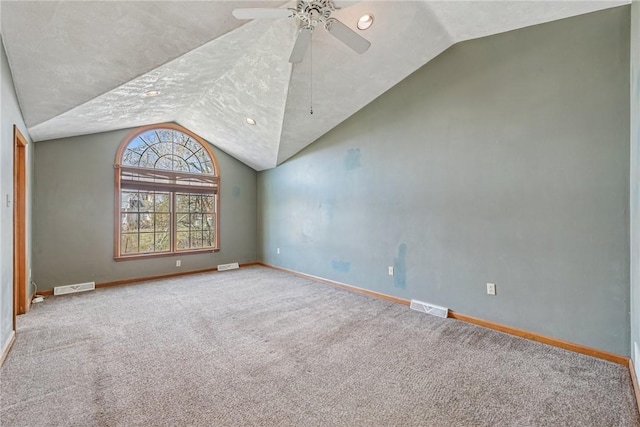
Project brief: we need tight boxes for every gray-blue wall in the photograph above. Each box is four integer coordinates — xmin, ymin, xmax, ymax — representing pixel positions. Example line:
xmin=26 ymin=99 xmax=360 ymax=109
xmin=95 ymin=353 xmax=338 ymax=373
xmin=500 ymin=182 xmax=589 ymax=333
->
xmin=258 ymin=7 xmax=631 ymax=355
xmin=1 ymin=36 xmax=33 ymax=355
xmin=630 ymin=0 xmax=640 ymax=371
xmin=32 ymin=127 xmax=257 ymax=290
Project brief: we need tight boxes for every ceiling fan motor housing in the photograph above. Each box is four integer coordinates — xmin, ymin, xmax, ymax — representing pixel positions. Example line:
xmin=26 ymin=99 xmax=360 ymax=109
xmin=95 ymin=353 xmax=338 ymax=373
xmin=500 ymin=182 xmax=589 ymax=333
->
xmin=295 ymin=0 xmax=336 ymax=28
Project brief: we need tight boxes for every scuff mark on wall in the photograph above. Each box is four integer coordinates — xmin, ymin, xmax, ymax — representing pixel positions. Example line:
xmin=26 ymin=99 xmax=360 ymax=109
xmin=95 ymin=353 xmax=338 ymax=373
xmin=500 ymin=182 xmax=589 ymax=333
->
xmin=332 ymin=260 xmax=351 ymax=273
xmin=394 ymin=243 xmax=407 ymax=289
xmin=344 ymin=148 xmax=361 ymax=170
xmin=302 ymin=219 xmax=315 ymax=238
xmin=320 ymin=199 xmax=336 ymax=224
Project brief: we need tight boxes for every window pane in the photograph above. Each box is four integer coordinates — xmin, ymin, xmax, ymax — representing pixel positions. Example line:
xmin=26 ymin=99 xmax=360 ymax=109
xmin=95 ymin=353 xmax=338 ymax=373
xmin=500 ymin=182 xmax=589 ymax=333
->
xmin=121 ymin=234 xmax=139 ymax=254
xmin=139 ymin=214 xmax=154 ymax=233
xmin=184 ymin=194 xmax=193 ymax=211
xmin=205 ymin=213 xmax=215 ymax=247
xmin=156 ymin=213 xmax=170 ymax=232
xmin=139 ymin=146 xmax=159 ymax=168
xmin=139 ymin=192 xmax=154 ymax=212
xmin=176 ymin=213 xmax=190 ymax=231
xmin=156 ymin=233 xmax=170 ymax=251
xmin=157 ymin=153 xmax=190 ymax=171
xmin=191 ymin=231 xmax=203 ymax=248
xmin=119 ymin=191 xmax=172 ymax=255
xmin=155 ymin=193 xmax=170 ymax=212
xmin=139 ymin=233 xmax=155 ymax=253
xmin=176 ymin=232 xmax=190 ymax=250
xmin=202 ymin=195 xmax=215 ymax=212
xmin=204 ymin=214 xmax=214 ymax=232
xmin=176 ymin=193 xmax=189 ymax=212
xmin=191 ymin=214 xmax=202 ymax=230
xmin=121 ymin=213 xmax=139 ymax=232
xmin=202 ymin=230 xmax=213 ymax=247
xmin=122 ymin=192 xmax=142 ymax=211
xmin=201 ymin=160 xmax=213 ymax=174
xmin=190 ymin=194 xmax=201 ymax=212
xmin=122 ymin=149 xmax=142 ymax=166
xmin=158 ymin=130 xmax=172 ymax=143
xmin=122 ymin=129 xmax=215 ymax=173
xmin=121 ymin=191 xmax=137 ymax=210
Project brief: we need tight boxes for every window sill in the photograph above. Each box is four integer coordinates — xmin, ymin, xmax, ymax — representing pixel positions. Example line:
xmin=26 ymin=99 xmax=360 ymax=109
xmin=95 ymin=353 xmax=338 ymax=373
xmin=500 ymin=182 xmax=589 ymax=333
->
xmin=114 ymin=248 xmax=220 ymax=262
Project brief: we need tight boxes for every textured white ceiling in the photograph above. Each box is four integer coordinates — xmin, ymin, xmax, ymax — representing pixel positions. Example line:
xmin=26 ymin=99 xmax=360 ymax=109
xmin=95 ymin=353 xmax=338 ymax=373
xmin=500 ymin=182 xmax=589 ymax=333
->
xmin=0 ymin=1 xmax=628 ymax=171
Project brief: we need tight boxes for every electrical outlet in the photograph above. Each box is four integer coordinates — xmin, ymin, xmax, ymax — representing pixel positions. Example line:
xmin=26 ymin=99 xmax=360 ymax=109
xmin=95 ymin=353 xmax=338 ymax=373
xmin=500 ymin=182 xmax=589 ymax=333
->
xmin=176 ymin=260 xmax=181 ymax=267
xmin=277 ymin=248 xmax=280 ymax=254
xmin=487 ymin=283 xmax=496 ymax=295
xmin=388 ymin=266 xmax=394 ymax=276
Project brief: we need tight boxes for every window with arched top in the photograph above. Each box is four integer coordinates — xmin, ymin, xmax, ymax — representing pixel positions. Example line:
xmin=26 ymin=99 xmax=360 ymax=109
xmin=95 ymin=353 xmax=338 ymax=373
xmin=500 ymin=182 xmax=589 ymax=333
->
xmin=114 ymin=124 xmax=220 ymax=259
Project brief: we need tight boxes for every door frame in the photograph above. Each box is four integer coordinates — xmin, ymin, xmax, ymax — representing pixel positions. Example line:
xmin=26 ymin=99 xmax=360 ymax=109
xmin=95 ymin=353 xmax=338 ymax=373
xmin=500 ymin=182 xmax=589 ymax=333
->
xmin=13 ymin=125 xmax=28 ymax=329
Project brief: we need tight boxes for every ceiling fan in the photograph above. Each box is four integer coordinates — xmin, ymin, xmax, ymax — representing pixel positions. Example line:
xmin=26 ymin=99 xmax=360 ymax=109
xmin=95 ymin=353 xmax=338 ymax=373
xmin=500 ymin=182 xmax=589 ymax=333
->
xmin=232 ymin=0 xmax=371 ymax=63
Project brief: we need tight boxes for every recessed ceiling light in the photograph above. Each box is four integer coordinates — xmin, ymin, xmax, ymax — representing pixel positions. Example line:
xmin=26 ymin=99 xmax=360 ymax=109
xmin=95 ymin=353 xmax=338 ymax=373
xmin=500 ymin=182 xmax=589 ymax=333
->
xmin=245 ymin=117 xmax=257 ymax=125
xmin=357 ymin=14 xmax=374 ymax=31
xmin=144 ymin=90 xmax=161 ymax=97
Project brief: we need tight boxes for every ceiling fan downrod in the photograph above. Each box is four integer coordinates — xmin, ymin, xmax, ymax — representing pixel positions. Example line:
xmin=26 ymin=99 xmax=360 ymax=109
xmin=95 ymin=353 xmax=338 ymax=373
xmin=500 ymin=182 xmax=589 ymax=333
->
xmin=310 ymin=36 xmax=313 ymax=115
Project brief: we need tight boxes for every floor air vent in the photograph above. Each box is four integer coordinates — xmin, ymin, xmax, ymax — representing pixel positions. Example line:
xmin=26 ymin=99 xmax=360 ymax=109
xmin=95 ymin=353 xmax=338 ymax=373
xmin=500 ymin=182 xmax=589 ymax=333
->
xmin=217 ymin=262 xmax=239 ymax=271
xmin=53 ymin=282 xmax=95 ymax=296
xmin=410 ymin=299 xmax=448 ymax=319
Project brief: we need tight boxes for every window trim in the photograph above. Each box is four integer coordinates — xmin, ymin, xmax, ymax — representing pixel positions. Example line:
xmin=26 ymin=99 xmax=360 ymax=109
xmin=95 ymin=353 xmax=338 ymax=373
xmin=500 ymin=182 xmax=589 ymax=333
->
xmin=114 ymin=123 xmax=220 ymax=261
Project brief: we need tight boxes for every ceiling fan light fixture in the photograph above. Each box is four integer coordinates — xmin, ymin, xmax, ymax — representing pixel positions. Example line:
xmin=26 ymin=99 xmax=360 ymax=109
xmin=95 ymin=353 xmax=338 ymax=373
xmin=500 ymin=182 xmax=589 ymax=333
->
xmin=233 ymin=1 xmax=371 ymax=62
xmin=245 ymin=117 xmax=257 ymax=125
xmin=357 ymin=14 xmax=374 ymax=30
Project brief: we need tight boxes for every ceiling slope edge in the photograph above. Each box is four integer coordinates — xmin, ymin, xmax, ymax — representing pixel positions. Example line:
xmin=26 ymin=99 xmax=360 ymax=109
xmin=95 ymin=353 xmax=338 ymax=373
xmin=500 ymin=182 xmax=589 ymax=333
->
xmin=178 ymin=18 xmax=298 ymax=171
xmin=428 ymin=0 xmax=630 ymax=45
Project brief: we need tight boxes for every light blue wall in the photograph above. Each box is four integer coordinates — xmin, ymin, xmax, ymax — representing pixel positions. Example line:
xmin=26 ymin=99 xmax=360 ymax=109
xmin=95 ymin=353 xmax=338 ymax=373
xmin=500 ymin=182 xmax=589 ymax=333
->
xmin=0 ymin=36 xmax=33 ymax=354
xmin=258 ymin=8 xmax=631 ymax=355
xmin=630 ymin=0 xmax=640 ymax=370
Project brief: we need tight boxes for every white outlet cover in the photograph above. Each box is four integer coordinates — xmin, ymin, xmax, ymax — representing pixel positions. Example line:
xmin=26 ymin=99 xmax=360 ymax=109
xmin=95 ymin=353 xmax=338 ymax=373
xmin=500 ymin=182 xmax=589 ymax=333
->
xmin=176 ymin=260 xmax=181 ymax=267
xmin=277 ymin=248 xmax=280 ymax=254
xmin=388 ymin=266 xmax=394 ymax=276
xmin=487 ymin=283 xmax=496 ymax=295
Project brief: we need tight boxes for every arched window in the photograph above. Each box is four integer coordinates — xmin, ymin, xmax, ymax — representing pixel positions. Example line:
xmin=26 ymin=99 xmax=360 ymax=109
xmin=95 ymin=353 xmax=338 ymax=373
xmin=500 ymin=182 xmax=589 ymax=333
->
xmin=114 ymin=124 xmax=220 ymax=259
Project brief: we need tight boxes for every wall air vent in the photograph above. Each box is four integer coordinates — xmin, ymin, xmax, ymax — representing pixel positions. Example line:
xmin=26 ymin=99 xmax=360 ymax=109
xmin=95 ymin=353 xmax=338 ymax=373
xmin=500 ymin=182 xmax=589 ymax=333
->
xmin=409 ymin=299 xmax=448 ymax=319
xmin=53 ymin=281 xmax=95 ymax=296
xmin=217 ymin=263 xmax=240 ymax=271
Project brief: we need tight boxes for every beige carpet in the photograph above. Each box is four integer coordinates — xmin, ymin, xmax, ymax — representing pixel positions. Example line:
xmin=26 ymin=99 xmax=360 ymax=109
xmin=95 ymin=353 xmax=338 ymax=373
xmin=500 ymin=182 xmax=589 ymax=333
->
xmin=1 ymin=266 xmax=638 ymax=426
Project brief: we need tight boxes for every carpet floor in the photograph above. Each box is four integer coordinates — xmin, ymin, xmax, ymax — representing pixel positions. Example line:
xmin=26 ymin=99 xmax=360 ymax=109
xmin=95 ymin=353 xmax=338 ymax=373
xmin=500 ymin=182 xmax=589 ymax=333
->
xmin=1 ymin=266 xmax=638 ymax=426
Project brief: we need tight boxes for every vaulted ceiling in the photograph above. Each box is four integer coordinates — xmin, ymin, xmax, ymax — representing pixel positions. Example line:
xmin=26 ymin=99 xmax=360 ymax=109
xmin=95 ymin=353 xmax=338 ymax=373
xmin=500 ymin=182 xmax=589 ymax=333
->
xmin=1 ymin=1 xmax=627 ymax=171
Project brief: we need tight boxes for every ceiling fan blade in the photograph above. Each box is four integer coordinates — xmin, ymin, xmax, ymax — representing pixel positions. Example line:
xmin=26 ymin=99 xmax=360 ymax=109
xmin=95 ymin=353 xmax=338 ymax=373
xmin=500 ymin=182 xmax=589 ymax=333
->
xmin=325 ymin=18 xmax=370 ymax=54
xmin=232 ymin=8 xmax=292 ymax=20
xmin=289 ymin=27 xmax=313 ymax=63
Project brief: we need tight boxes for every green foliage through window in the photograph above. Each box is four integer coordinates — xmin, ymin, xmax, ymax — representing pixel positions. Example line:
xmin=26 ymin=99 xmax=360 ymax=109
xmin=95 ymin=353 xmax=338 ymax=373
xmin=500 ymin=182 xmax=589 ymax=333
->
xmin=116 ymin=126 xmax=219 ymax=257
